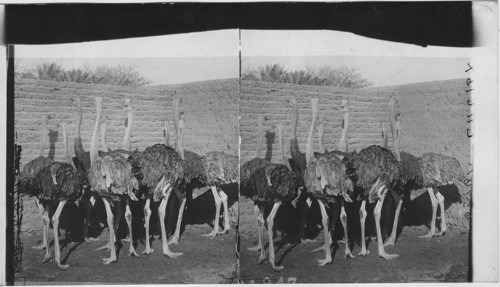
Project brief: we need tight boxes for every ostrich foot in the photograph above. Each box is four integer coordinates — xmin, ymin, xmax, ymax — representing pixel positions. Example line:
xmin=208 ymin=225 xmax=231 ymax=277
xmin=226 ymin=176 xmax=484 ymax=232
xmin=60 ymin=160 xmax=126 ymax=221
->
xmin=129 ymin=249 xmax=139 ymax=258
xmin=122 ymin=235 xmax=131 ymax=243
xmin=168 ymin=236 xmax=179 ymax=245
xmin=345 ymin=249 xmax=355 ymax=259
xmin=202 ymin=231 xmax=217 ymax=238
xmin=271 ymin=263 xmax=284 ymax=271
xmin=301 ymin=238 xmax=316 ymax=244
xmin=162 ymin=250 xmax=183 ymax=258
xmin=219 ymin=228 xmax=230 ymax=235
xmin=383 ymin=237 xmax=396 ymax=247
xmin=248 ymin=245 xmax=261 ymax=252
xmin=435 ymin=230 xmax=446 ymax=236
xmin=95 ymin=243 xmax=110 ymax=251
xmin=32 ymin=244 xmax=46 ymax=250
xmin=357 ymin=249 xmax=370 ymax=256
xmin=141 ymin=247 xmax=154 ymax=255
xmin=379 ymin=252 xmax=399 ymax=260
xmin=311 ymin=245 xmax=327 ymax=253
xmin=42 ymin=253 xmax=52 ymax=263
xmin=419 ymin=231 xmax=435 ymax=239
xmin=258 ymin=254 xmax=266 ymax=264
xmin=85 ymin=237 xmax=100 ymax=242
xmin=338 ymin=238 xmax=346 ymax=244
xmin=102 ymin=257 xmax=117 ymax=265
xmin=318 ymin=258 xmax=332 ymax=267
xmin=57 ymin=263 xmax=69 ymax=270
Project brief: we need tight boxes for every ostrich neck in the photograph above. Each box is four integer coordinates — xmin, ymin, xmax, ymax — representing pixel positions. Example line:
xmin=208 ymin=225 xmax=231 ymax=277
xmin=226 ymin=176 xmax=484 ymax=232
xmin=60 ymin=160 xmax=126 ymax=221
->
xmin=338 ymin=110 xmax=349 ymax=152
xmin=278 ymin=126 xmax=292 ymax=172
xmin=318 ymin=122 xmax=326 ymax=153
xmin=291 ymin=101 xmax=298 ymax=139
xmin=101 ymin=119 xmax=109 ymax=151
xmin=90 ymin=100 xmax=102 ymax=163
xmin=76 ymin=98 xmax=82 ymax=139
xmin=62 ymin=124 xmax=77 ymax=170
xmin=255 ymin=117 xmax=263 ymax=158
xmin=305 ymin=110 xmax=317 ymax=165
xmin=38 ymin=118 xmax=47 ymax=157
xmin=122 ymin=109 xmax=133 ymax=150
xmin=178 ymin=117 xmax=185 ymax=160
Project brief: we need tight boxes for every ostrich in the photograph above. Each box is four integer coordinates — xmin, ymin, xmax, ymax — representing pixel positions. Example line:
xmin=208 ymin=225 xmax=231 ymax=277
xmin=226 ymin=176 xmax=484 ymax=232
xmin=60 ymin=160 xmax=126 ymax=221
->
xmin=353 ymin=140 xmax=401 ymax=259
xmin=87 ymin=97 xmax=140 ymax=264
xmin=202 ymin=149 xmax=239 ymax=237
xmin=245 ymin=122 xmax=302 ymax=271
xmin=382 ymin=100 xmax=424 ymax=246
xmin=418 ymin=152 xmax=465 ymax=238
xmin=240 ymin=116 xmax=271 ymax=194
xmin=34 ymin=121 xmax=84 ymax=270
xmin=303 ymin=98 xmax=355 ymax=266
xmin=17 ymin=115 xmax=55 ymax=251
xmin=167 ymin=107 xmax=208 ymax=244
xmin=71 ymin=97 xmax=98 ymax=242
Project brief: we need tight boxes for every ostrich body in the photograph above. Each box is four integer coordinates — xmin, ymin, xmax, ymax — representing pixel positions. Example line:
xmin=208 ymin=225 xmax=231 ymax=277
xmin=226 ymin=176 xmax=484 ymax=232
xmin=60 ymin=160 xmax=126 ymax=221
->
xmin=34 ymin=122 xmax=84 ymax=270
xmin=17 ymin=115 xmax=55 ymax=251
xmin=202 ymin=150 xmax=239 ymax=237
xmin=87 ymin=97 xmax=141 ymax=264
xmin=353 ymin=144 xmax=401 ymax=259
xmin=245 ymin=123 xmax=301 ymax=271
xmin=418 ymin=152 xmax=464 ymax=238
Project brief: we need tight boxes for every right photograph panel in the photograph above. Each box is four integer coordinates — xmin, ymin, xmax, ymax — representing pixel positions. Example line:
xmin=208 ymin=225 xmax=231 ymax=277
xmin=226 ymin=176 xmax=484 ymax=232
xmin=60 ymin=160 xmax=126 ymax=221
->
xmin=239 ymin=30 xmax=471 ymax=283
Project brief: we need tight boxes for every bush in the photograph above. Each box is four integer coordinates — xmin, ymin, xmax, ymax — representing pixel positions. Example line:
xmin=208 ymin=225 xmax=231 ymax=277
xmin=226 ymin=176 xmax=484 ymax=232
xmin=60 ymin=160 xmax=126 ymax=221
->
xmin=242 ymin=63 xmax=373 ymax=88
xmin=15 ymin=62 xmax=152 ymax=87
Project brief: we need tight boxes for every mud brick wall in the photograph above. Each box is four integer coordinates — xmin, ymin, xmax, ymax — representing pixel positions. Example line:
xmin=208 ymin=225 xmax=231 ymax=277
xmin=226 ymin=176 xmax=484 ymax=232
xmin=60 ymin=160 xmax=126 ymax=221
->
xmin=240 ymin=79 xmax=470 ymax=229
xmin=15 ymin=78 xmax=239 ymax=167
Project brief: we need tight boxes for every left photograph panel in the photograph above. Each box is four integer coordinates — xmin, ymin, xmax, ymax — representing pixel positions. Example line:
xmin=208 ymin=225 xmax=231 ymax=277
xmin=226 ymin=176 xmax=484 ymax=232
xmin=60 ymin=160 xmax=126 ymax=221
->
xmin=12 ymin=30 xmax=240 ymax=284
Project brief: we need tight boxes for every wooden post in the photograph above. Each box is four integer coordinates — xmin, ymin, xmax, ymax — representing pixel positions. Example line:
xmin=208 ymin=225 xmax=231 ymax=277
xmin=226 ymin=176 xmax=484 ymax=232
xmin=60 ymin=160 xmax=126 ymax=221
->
xmin=338 ymin=100 xmax=349 ymax=152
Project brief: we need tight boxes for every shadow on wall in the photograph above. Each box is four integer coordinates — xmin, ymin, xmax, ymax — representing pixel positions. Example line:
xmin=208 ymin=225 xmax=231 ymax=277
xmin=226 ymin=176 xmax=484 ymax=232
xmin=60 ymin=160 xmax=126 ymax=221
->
xmin=48 ymin=129 xmax=59 ymax=160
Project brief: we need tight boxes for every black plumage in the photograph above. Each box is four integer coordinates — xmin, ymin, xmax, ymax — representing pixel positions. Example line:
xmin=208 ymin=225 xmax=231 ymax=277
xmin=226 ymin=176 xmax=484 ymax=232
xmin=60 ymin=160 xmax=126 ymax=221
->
xmin=304 ymin=156 xmax=353 ymax=204
xmin=353 ymin=145 xmax=401 ymax=203
xmin=240 ymin=157 xmax=270 ymax=197
xmin=138 ymin=144 xmax=184 ymax=202
xmin=247 ymin=163 xmax=301 ymax=203
xmin=36 ymin=162 xmax=82 ymax=203
xmin=419 ymin=152 xmax=465 ymax=188
xmin=18 ymin=156 xmax=55 ymax=196
xmin=183 ymin=150 xmax=207 ymax=185
xmin=203 ymin=151 xmax=239 ymax=186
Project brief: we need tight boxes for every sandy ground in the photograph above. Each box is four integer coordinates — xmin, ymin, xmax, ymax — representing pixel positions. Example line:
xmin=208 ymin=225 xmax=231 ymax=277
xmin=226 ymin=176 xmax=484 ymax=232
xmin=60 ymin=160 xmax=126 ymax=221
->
xmin=14 ymin=188 xmax=239 ymax=285
xmin=238 ymin=197 xmax=470 ymax=283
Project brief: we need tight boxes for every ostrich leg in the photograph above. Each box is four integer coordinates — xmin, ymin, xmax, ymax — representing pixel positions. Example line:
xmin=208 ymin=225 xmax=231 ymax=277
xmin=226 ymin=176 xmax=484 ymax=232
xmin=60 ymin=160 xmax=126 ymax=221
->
xmin=142 ymin=197 xmax=154 ymax=254
xmin=435 ymin=191 xmax=447 ymax=236
xmin=158 ymin=184 xmax=183 ymax=258
xmin=340 ymin=200 xmax=355 ymax=258
xmin=41 ymin=204 xmax=51 ymax=263
xmin=267 ymin=201 xmax=283 ymax=271
xmin=124 ymin=198 xmax=139 ymax=257
xmin=168 ymin=193 xmax=186 ymax=245
xmin=52 ymin=200 xmax=69 ymax=270
xmin=96 ymin=199 xmax=123 ymax=251
xmin=33 ymin=199 xmax=49 ymax=251
xmin=419 ymin=187 xmax=438 ymax=238
xmin=317 ymin=200 xmax=332 ymax=266
xmin=384 ymin=189 xmax=403 ymax=246
xmin=357 ymin=199 xmax=370 ymax=256
xmin=102 ymin=198 xmax=117 ymax=265
xmin=203 ymin=186 xmax=222 ymax=238
xmin=374 ymin=188 xmax=398 ymax=259
xmin=248 ymin=204 xmax=263 ymax=252
xmin=219 ymin=189 xmax=231 ymax=233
